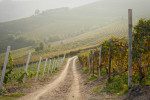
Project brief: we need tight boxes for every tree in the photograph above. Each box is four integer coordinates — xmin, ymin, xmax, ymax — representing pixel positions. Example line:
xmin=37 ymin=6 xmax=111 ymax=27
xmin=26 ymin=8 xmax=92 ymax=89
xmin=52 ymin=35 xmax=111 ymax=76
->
xmin=35 ymin=9 xmax=40 ymax=15
xmin=39 ymin=42 xmax=44 ymax=50
xmin=35 ymin=42 xmax=45 ymax=52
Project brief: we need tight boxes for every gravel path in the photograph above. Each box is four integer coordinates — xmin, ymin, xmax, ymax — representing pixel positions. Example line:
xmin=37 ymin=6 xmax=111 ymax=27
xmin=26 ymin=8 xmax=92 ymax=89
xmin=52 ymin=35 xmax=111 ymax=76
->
xmin=19 ymin=56 xmax=83 ymax=100
xmin=18 ymin=56 xmax=121 ymax=100
xmin=68 ymin=57 xmax=82 ymax=100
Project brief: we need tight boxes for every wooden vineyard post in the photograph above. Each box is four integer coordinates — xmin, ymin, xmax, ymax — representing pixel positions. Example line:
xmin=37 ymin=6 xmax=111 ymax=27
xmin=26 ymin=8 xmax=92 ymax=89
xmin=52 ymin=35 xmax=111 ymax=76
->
xmin=55 ymin=59 xmax=58 ymax=69
xmin=52 ymin=59 xmax=55 ymax=72
xmin=52 ymin=59 xmax=55 ymax=73
xmin=55 ymin=57 xmax=58 ymax=69
xmin=128 ymin=9 xmax=133 ymax=88
xmin=43 ymin=58 xmax=48 ymax=77
xmin=63 ymin=54 xmax=66 ymax=62
xmin=55 ymin=59 xmax=57 ymax=70
xmin=56 ymin=58 xmax=59 ymax=68
xmin=58 ymin=57 xmax=61 ymax=67
xmin=48 ymin=59 xmax=52 ymax=74
xmin=108 ymin=40 xmax=112 ymax=81
xmin=88 ymin=54 xmax=91 ymax=74
xmin=92 ymin=51 xmax=95 ymax=76
xmin=35 ymin=57 xmax=42 ymax=81
xmin=99 ymin=46 xmax=102 ymax=77
xmin=0 ymin=46 xmax=11 ymax=89
xmin=54 ymin=59 xmax=57 ymax=71
xmin=23 ymin=52 xmax=31 ymax=82
xmin=61 ymin=54 xmax=66 ymax=66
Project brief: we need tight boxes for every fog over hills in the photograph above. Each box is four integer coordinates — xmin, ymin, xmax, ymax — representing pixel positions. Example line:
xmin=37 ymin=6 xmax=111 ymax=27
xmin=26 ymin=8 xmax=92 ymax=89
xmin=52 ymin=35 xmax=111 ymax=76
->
xmin=0 ymin=0 xmax=99 ymax=22
xmin=0 ymin=0 xmax=150 ymax=52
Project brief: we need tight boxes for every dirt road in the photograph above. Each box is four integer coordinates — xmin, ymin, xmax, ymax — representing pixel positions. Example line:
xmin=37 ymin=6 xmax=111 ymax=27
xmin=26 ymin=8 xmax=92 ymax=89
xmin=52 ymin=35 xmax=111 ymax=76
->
xmin=19 ymin=56 xmax=120 ymax=100
xmin=19 ymin=56 xmax=83 ymax=100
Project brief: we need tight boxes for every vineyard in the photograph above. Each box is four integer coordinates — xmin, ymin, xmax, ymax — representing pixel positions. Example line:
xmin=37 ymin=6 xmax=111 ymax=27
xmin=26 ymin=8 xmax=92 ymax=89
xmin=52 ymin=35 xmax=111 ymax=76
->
xmin=0 ymin=7 xmax=149 ymax=99
xmin=78 ymin=19 xmax=150 ymax=94
xmin=0 ymin=49 xmax=66 ymax=96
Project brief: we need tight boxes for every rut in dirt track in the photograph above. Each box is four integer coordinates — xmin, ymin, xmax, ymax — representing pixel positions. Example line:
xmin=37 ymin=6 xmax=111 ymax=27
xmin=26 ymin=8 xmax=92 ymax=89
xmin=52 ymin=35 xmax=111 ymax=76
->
xmin=19 ymin=56 xmax=82 ymax=100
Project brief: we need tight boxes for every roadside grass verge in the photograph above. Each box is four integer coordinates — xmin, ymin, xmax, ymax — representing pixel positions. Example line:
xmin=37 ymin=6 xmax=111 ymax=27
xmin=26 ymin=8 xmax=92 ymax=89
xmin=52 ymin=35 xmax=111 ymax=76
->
xmin=0 ymin=93 xmax=25 ymax=100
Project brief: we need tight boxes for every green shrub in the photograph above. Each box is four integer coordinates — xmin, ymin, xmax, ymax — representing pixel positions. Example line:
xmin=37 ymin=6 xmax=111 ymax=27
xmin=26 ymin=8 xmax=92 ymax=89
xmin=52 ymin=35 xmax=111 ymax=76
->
xmin=0 ymin=88 xmax=7 ymax=95
xmin=88 ymin=75 xmax=97 ymax=81
xmin=100 ymin=67 xmax=107 ymax=76
xmin=82 ymin=67 xmax=89 ymax=74
xmin=102 ymin=75 xmax=128 ymax=95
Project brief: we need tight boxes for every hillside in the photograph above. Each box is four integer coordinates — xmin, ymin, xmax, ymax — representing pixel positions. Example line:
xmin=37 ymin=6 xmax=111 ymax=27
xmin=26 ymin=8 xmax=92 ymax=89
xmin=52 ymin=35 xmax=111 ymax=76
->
xmin=0 ymin=0 xmax=150 ymax=53
xmin=53 ymin=20 xmax=128 ymax=46
xmin=0 ymin=0 xmax=99 ymax=22
xmin=0 ymin=0 xmax=149 ymax=99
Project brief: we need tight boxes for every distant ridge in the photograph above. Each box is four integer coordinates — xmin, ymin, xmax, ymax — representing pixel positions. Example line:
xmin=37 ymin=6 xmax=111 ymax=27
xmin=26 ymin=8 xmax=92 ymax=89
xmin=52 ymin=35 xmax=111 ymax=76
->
xmin=0 ymin=0 xmax=150 ymax=52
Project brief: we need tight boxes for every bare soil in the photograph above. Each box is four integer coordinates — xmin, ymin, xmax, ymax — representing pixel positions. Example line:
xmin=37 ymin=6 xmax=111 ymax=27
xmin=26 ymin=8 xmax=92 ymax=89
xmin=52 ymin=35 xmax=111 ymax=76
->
xmin=18 ymin=56 xmax=122 ymax=100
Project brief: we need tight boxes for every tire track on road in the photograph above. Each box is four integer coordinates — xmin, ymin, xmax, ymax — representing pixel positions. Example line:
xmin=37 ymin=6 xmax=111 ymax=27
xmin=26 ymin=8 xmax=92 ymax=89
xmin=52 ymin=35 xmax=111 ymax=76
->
xmin=19 ymin=57 xmax=75 ymax=100
xmin=68 ymin=56 xmax=82 ymax=100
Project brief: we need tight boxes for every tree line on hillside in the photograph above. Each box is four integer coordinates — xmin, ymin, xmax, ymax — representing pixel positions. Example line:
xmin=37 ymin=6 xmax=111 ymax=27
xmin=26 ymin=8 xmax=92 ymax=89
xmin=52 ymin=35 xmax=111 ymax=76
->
xmin=0 ymin=36 xmax=35 ymax=53
xmin=0 ymin=34 xmax=62 ymax=54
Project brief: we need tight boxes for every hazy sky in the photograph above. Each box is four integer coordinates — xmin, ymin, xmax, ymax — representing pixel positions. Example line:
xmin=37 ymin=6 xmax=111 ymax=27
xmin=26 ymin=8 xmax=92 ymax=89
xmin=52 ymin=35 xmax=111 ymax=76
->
xmin=0 ymin=0 xmax=100 ymax=22
xmin=0 ymin=0 xmax=100 ymax=9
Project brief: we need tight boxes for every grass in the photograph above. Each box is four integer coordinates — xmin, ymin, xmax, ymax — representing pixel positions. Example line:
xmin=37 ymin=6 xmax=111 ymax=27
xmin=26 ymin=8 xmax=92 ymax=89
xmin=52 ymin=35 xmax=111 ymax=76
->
xmin=100 ymin=67 xmax=107 ymax=76
xmin=145 ymin=71 xmax=150 ymax=86
xmin=101 ymin=74 xmax=128 ymax=95
xmin=88 ymin=75 xmax=98 ymax=82
xmin=4 ymin=57 xmax=63 ymax=82
xmin=145 ymin=67 xmax=150 ymax=85
xmin=0 ymin=93 xmax=25 ymax=100
xmin=100 ymin=69 xmax=150 ymax=95
xmin=82 ymin=67 xmax=89 ymax=74
xmin=82 ymin=67 xmax=129 ymax=95
xmin=92 ymin=85 xmax=102 ymax=94
xmin=0 ymin=57 xmax=64 ymax=97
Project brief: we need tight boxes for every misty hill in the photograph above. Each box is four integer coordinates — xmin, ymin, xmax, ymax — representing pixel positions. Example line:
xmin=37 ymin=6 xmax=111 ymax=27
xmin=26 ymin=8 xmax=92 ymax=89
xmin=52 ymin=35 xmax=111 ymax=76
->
xmin=0 ymin=0 xmax=98 ymax=22
xmin=0 ymin=0 xmax=150 ymax=52
xmin=0 ymin=0 xmax=66 ymax=22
